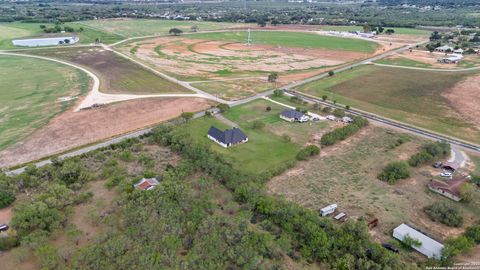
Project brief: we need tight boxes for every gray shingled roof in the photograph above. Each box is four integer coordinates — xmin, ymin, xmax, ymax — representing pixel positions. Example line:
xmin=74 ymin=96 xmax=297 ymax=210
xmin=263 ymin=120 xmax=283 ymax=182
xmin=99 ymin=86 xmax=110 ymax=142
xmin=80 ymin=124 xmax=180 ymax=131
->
xmin=281 ymin=109 xmax=305 ymax=119
xmin=208 ymin=126 xmax=247 ymax=145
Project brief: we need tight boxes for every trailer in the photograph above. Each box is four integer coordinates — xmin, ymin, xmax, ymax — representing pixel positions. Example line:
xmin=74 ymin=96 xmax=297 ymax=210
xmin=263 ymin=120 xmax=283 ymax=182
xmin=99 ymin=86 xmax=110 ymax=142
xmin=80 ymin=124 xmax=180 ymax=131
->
xmin=320 ymin=204 xmax=337 ymax=216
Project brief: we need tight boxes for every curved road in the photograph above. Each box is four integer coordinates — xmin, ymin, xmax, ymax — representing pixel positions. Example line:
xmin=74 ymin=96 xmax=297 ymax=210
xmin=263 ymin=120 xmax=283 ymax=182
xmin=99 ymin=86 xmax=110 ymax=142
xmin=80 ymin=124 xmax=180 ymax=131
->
xmin=5 ymin=33 xmax=480 ymax=175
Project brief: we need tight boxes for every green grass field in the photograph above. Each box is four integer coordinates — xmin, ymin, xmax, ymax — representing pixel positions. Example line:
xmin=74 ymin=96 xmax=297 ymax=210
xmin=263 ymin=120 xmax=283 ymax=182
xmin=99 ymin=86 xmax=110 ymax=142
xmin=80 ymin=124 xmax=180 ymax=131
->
xmin=0 ymin=22 xmax=123 ymax=49
xmin=320 ymin=25 xmax=430 ymax=35
xmin=79 ymin=19 xmax=249 ymax=37
xmin=0 ymin=55 xmax=89 ymax=150
xmin=376 ymin=57 xmax=432 ymax=68
xmin=175 ymin=99 xmax=330 ymax=175
xmin=298 ymin=65 xmax=480 ymax=144
xmin=188 ymin=31 xmax=378 ymax=53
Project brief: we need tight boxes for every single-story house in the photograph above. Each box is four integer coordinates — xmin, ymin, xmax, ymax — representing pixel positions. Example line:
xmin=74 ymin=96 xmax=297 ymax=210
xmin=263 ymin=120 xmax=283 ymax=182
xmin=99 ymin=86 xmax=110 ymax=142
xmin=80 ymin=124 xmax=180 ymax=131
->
xmin=393 ymin=224 xmax=444 ymax=259
xmin=437 ymin=54 xmax=463 ymax=64
xmin=280 ymin=109 xmax=309 ymax=122
xmin=134 ymin=177 xmax=160 ymax=191
xmin=207 ymin=126 xmax=248 ymax=148
xmin=428 ymin=177 xmax=467 ymax=201
xmin=442 ymin=162 xmax=460 ymax=171
xmin=434 ymin=45 xmax=454 ymax=53
xmin=453 ymin=48 xmax=464 ymax=54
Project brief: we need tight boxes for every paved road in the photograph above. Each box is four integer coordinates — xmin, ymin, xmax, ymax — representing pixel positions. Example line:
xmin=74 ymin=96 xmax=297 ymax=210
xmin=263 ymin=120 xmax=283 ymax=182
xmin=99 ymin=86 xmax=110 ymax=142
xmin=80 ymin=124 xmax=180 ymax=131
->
xmin=373 ymin=62 xmax=480 ymax=72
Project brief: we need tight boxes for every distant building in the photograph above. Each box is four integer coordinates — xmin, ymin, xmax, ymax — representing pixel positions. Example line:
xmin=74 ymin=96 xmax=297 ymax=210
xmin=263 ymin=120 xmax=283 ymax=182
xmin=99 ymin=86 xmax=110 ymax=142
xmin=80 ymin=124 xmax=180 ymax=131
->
xmin=12 ymin=36 xmax=79 ymax=47
xmin=435 ymin=45 xmax=454 ymax=53
xmin=393 ymin=224 xmax=444 ymax=259
xmin=428 ymin=177 xmax=467 ymax=201
xmin=280 ymin=109 xmax=309 ymax=122
xmin=134 ymin=178 xmax=160 ymax=191
xmin=437 ymin=54 xmax=463 ymax=64
xmin=453 ymin=48 xmax=464 ymax=54
xmin=355 ymin=31 xmax=376 ymax=38
xmin=207 ymin=126 xmax=248 ymax=148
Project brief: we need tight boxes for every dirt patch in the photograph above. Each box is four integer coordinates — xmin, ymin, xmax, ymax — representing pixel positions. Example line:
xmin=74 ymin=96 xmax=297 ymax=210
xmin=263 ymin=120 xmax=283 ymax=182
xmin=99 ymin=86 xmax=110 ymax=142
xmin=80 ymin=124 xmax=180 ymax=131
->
xmin=0 ymin=206 xmax=12 ymax=224
xmin=124 ymin=35 xmax=367 ymax=81
xmin=0 ymin=97 xmax=214 ymax=168
xmin=442 ymin=74 xmax=480 ymax=128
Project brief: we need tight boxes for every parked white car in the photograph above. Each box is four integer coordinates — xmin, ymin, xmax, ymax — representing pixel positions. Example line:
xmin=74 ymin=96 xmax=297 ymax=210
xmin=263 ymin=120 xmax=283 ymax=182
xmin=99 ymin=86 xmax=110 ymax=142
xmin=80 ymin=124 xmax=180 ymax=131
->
xmin=440 ymin=171 xmax=453 ymax=177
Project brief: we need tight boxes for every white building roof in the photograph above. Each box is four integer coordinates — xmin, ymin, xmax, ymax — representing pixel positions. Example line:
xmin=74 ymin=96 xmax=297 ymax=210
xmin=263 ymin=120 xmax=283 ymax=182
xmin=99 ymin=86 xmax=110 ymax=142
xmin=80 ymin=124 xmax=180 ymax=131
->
xmin=393 ymin=224 xmax=444 ymax=259
xmin=436 ymin=45 xmax=454 ymax=51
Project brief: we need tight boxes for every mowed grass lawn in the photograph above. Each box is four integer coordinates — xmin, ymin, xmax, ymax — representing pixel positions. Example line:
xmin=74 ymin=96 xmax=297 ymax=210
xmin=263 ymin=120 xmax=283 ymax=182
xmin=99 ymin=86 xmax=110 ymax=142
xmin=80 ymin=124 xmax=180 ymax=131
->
xmin=79 ymin=19 xmax=249 ymax=37
xmin=0 ymin=22 xmax=123 ymax=50
xmin=26 ymin=47 xmax=191 ymax=94
xmin=298 ymin=65 xmax=480 ymax=144
xmin=0 ymin=55 xmax=89 ymax=150
xmin=188 ymin=31 xmax=378 ymax=52
xmin=376 ymin=57 xmax=432 ymax=68
xmin=175 ymin=99 xmax=329 ymax=175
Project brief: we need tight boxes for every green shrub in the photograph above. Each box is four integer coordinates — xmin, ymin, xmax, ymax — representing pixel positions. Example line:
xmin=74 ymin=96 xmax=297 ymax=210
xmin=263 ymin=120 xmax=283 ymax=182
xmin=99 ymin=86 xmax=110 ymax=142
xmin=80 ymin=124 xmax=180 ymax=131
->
xmin=332 ymin=108 xmax=345 ymax=118
xmin=377 ymin=161 xmax=410 ymax=184
xmin=408 ymin=141 xmax=450 ymax=167
xmin=296 ymin=145 xmax=320 ymax=160
xmin=320 ymin=117 xmax=368 ymax=146
xmin=0 ymin=236 xmax=19 ymax=251
xmin=424 ymin=202 xmax=463 ymax=227
xmin=0 ymin=189 xmax=15 ymax=209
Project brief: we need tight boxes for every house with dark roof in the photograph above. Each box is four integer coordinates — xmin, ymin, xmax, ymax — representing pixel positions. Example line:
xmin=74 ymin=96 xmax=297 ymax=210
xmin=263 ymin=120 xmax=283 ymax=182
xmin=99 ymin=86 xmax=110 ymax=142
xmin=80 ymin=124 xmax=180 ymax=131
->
xmin=207 ymin=126 xmax=248 ymax=148
xmin=428 ymin=177 xmax=468 ymax=201
xmin=134 ymin=178 xmax=160 ymax=191
xmin=280 ymin=109 xmax=309 ymax=123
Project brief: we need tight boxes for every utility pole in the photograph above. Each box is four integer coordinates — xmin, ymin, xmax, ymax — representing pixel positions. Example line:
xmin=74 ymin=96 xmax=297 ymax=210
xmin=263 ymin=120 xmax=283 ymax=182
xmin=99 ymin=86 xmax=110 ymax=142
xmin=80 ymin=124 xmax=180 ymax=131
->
xmin=247 ymin=28 xmax=252 ymax=46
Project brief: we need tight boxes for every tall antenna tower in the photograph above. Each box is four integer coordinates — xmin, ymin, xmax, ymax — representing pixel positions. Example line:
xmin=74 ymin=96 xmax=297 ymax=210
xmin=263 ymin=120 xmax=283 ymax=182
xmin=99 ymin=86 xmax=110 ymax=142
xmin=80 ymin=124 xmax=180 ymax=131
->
xmin=247 ymin=28 xmax=252 ymax=46
xmin=243 ymin=0 xmax=247 ymax=10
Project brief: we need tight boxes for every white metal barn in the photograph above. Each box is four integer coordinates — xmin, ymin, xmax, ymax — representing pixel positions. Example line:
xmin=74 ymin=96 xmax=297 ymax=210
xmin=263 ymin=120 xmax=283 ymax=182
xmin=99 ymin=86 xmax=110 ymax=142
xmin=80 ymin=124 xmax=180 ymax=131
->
xmin=393 ymin=224 xmax=444 ymax=259
xmin=320 ymin=204 xmax=337 ymax=216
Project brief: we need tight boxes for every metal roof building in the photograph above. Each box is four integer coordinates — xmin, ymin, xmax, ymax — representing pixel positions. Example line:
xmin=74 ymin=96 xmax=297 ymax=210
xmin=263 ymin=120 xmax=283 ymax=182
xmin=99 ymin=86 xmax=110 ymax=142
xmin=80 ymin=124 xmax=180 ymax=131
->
xmin=393 ymin=224 xmax=444 ymax=259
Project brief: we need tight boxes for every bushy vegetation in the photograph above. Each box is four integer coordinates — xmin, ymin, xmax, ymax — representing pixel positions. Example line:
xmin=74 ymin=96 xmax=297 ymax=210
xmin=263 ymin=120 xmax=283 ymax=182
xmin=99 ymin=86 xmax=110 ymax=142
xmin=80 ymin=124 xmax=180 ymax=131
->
xmin=424 ymin=202 xmax=463 ymax=227
xmin=149 ymin=124 xmax=405 ymax=269
xmin=377 ymin=161 xmax=410 ymax=184
xmin=320 ymin=116 xmax=368 ymax=146
xmin=296 ymin=145 xmax=320 ymax=161
xmin=408 ymin=141 xmax=450 ymax=167
xmin=441 ymin=224 xmax=480 ymax=264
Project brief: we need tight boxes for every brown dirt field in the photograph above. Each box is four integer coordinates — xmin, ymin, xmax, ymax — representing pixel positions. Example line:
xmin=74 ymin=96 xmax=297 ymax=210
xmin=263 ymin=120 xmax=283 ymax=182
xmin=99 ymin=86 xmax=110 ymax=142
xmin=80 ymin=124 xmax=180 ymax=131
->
xmin=397 ymin=50 xmax=456 ymax=68
xmin=0 ymin=206 xmax=12 ymax=224
xmin=125 ymin=36 xmax=364 ymax=80
xmin=0 ymin=97 xmax=215 ymax=168
xmin=442 ymin=74 xmax=480 ymax=128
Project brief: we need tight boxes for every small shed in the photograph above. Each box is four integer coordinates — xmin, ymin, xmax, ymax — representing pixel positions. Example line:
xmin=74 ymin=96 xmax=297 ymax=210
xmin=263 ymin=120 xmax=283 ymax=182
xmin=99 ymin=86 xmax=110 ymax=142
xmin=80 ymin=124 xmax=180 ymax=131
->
xmin=320 ymin=204 xmax=337 ymax=216
xmin=393 ymin=224 xmax=444 ymax=259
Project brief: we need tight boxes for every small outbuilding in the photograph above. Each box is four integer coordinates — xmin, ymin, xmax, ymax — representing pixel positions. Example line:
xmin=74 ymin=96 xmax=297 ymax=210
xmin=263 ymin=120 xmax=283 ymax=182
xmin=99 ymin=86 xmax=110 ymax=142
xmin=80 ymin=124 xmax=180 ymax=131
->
xmin=393 ymin=224 xmax=444 ymax=259
xmin=280 ymin=109 xmax=309 ymax=123
xmin=342 ymin=116 xmax=353 ymax=123
xmin=442 ymin=162 xmax=460 ymax=172
xmin=434 ymin=45 xmax=454 ymax=53
xmin=320 ymin=204 xmax=337 ymax=216
xmin=134 ymin=178 xmax=160 ymax=191
xmin=207 ymin=126 xmax=248 ymax=148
